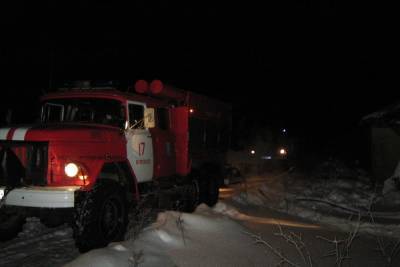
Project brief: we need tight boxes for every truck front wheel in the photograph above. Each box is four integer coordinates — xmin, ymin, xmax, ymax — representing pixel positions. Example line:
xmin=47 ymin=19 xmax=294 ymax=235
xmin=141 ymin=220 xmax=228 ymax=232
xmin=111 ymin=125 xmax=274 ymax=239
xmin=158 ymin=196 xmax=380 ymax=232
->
xmin=73 ymin=180 xmax=128 ymax=253
xmin=0 ymin=208 xmax=25 ymax=241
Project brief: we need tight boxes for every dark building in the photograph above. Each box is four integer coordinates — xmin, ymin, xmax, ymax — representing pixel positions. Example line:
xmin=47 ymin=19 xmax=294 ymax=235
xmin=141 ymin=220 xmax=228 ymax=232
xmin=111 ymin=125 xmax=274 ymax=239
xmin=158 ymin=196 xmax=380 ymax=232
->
xmin=362 ymin=103 xmax=400 ymax=183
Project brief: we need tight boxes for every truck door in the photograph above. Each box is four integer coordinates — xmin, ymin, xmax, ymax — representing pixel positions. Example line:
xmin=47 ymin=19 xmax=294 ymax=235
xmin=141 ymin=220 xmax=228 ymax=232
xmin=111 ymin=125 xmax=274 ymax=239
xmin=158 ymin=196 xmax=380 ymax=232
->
xmin=170 ymin=106 xmax=190 ymax=176
xmin=151 ymin=107 xmax=175 ymax=177
xmin=126 ymin=101 xmax=154 ymax=182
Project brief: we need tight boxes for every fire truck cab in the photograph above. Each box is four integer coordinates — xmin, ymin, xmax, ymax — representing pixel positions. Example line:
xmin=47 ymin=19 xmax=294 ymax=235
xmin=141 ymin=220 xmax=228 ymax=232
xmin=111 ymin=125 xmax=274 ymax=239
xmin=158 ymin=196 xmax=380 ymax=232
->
xmin=0 ymin=80 xmax=231 ymax=252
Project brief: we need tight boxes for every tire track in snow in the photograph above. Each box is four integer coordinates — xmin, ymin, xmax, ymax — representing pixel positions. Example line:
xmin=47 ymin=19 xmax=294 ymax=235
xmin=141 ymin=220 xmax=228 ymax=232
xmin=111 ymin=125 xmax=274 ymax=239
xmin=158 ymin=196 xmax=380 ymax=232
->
xmin=0 ymin=219 xmax=79 ymax=267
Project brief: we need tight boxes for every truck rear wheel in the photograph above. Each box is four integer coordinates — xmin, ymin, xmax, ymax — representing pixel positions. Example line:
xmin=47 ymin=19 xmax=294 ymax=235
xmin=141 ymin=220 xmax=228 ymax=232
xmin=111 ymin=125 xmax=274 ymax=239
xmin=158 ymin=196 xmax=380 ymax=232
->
xmin=180 ymin=179 xmax=200 ymax=212
xmin=199 ymin=176 xmax=219 ymax=207
xmin=204 ymin=177 xmax=219 ymax=206
xmin=0 ymin=208 xmax=25 ymax=241
xmin=73 ymin=180 xmax=128 ymax=253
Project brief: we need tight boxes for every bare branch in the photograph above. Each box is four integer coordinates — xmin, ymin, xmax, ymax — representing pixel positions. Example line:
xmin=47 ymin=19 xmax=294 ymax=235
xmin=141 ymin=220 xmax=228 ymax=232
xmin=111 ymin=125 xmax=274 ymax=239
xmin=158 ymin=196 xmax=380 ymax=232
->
xmin=176 ymin=213 xmax=186 ymax=246
xmin=295 ymin=197 xmax=363 ymax=215
xmin=126 ymin=194 xmax=155 ymax=240
xmin=244 ymin=231 xmax=301 ymax=267
xmin=316 ymin=213 xmax=359 ymax=267
xmin=388 ymin=240 xmax=400 ymax=265
xmin=369 ymin=212 xmax=387 ymax=259
xmin=128 ymin=250 xmax=144 ymax=267
xmin=274 ymin=224 xmax=313 ymax=267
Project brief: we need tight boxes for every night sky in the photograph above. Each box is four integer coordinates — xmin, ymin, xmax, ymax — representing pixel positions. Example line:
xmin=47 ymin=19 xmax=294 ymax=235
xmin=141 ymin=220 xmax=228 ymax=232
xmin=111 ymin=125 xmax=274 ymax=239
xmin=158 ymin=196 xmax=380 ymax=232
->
xmin=0 ymin=1 xmax=397 ymax=161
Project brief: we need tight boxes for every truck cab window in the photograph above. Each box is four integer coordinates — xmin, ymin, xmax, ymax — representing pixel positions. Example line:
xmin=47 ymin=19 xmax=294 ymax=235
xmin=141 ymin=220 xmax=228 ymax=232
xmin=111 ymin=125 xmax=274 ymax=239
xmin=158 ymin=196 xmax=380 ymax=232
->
xmin=43 ymin=103 xmax=64 ymax=122
xmin=41 ymin=98 xmax=125 ymax=127
xmin=128 ymin=104 xmax=144 ymax=129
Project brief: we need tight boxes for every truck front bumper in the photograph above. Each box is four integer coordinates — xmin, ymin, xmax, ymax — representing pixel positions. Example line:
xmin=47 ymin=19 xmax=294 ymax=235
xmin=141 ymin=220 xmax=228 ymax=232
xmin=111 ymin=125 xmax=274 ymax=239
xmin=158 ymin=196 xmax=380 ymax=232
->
xmin=0 ymin=186 xmax=81 ymax=208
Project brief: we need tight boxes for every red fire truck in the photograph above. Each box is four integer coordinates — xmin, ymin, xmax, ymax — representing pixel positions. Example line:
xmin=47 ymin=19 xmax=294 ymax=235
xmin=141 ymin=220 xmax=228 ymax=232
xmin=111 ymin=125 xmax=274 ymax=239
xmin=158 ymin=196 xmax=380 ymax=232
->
xmin=0 ymin=80 xmax=231 ymax=252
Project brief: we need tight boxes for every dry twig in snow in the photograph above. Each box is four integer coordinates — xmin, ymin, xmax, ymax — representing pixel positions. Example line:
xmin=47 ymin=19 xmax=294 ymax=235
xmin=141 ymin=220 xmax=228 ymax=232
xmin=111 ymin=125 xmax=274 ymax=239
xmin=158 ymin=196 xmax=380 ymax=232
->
xmin=369 ymin=212 xmax=400 ymax=266
xmin=274 ymin=224 xmax=313 ymax=267
xmin=316 ymin=213 xmax=360 ymax=267
xmin=126 ymin=194 xmax=155 ymax=240
xmin=176 ymin=213 xmax=186 ymax=246
xmin=128 ymin=250 xmax=144 ymax=267
xmin=244 ymin=231 xmax=300 ymax=267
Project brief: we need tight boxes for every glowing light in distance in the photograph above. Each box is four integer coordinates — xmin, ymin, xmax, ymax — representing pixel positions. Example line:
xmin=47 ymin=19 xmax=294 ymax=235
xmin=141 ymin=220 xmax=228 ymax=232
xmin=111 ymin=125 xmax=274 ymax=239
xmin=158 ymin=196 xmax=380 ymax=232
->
xmin=279 ymin=148 xmax=287 ymax=155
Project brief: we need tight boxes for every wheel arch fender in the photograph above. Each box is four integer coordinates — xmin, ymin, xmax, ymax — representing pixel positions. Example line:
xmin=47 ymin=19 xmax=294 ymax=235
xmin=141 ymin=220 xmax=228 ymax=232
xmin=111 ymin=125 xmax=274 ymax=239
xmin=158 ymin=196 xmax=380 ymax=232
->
xmin=96 ymin=160 xmax=139 ymax=203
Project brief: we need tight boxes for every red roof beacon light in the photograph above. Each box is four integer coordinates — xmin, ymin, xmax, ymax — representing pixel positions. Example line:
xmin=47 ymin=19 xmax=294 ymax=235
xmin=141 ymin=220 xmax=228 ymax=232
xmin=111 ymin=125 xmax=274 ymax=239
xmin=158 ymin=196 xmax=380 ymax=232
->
xmin=150 ymin=79 xmax=164 ymax=94
xmin=134 ymin=80 xmax=149 ymax=94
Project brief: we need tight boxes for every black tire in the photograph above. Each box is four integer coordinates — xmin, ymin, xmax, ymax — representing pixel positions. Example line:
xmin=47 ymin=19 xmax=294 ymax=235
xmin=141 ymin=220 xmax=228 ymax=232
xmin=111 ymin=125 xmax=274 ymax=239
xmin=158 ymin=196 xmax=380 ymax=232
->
xmin=73 ymin=180 xmax=128 ymax=253
xmin=204 ymin=176 xmax=219 ymax=207
xmin=0 ymin=208 xmax=25 ymax=241
xmin=180 ymin=179 xmax=200 ymax=212
xmin=198 ymin=173 xmax=219 ymax=207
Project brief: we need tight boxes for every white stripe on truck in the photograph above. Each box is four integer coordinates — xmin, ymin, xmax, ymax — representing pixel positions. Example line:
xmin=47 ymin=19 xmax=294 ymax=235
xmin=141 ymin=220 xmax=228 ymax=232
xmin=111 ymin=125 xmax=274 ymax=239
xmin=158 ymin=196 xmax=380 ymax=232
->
xmin=12 ymin=127 xmax=30 ymax=141
xmin=0 ymin=128 xmax=10 ymax=140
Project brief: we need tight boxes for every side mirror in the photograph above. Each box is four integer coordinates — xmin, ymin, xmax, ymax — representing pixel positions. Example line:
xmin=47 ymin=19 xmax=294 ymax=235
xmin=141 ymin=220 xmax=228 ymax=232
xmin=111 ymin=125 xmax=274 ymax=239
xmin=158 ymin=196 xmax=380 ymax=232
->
xmin=144 ymin=108 xmax=155 ymax=128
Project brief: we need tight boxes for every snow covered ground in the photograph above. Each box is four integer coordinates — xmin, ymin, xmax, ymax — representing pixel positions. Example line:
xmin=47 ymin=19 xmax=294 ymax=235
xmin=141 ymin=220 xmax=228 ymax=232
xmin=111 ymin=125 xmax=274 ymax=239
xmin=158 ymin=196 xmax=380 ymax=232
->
xmin=2 ymin=160 xmax=400 ymax=267
xmin=2 ymin=201 xmax=320 ymax=267
xmin=65 ymin=203 xmax=274 ymax=267
xmin=230 ymin=161 xmax=400 ymax=239
xmin=65 ymin=160 xmax=400 ymax=267
xmin=0 ymin=217 xmax=79 ymax=267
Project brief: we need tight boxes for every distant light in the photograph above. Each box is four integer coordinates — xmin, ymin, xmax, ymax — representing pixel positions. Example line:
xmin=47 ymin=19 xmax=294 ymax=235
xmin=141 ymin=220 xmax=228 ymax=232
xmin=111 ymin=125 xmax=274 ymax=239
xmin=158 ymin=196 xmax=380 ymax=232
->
xmin=282 ymin=128 xmax=287 ymax=133
xmin=250 ymin=150 xmax=255 ymax=155
xmin=189 ymin=108 xmax=194 ymax=113
xmin=261 ymin=155 xmax=272 ymax=160
xmin=279 ymin=148 xmax=287 ymax=155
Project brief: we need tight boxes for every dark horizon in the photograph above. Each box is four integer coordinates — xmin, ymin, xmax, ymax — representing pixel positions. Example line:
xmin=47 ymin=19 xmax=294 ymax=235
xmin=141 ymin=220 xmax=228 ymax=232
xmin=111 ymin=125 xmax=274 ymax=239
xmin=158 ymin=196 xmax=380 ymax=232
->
xmin=0 ymin=0 xmax=397 ymax=163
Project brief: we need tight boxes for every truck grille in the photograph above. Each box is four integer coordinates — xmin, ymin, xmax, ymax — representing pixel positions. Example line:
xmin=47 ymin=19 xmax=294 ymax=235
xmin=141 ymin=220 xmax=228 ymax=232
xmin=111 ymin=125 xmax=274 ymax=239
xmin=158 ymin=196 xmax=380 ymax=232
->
xmin=0 ymin=141 xmax=48 ymax=187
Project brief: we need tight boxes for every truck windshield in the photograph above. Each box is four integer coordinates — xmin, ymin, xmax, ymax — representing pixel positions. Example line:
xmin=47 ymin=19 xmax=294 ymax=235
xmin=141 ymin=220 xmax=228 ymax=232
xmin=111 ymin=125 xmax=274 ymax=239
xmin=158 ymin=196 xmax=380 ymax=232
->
xmin=41 ymin=98 xmax=125 ymax=128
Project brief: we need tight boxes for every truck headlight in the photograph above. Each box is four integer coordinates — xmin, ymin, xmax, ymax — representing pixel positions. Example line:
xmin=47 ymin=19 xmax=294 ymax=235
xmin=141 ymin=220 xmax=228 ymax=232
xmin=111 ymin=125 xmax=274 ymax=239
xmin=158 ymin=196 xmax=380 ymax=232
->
xmin=65 ymin=163 xmax=79 ymax=177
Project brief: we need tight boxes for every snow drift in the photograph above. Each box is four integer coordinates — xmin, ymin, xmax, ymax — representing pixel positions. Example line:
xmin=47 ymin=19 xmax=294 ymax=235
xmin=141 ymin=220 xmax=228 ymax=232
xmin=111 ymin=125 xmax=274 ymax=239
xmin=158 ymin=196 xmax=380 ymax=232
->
xmin=64 ymin=203 xmax=269 ymax=267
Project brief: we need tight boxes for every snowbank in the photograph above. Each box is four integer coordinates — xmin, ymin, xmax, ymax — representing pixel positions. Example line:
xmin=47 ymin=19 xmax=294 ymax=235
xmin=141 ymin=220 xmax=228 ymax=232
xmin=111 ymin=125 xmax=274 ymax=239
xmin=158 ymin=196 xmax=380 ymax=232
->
xmin=64 ymin=203 xmax=269 ymax=267
xmin=232 ymin=169 xmax=400 ymax=239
